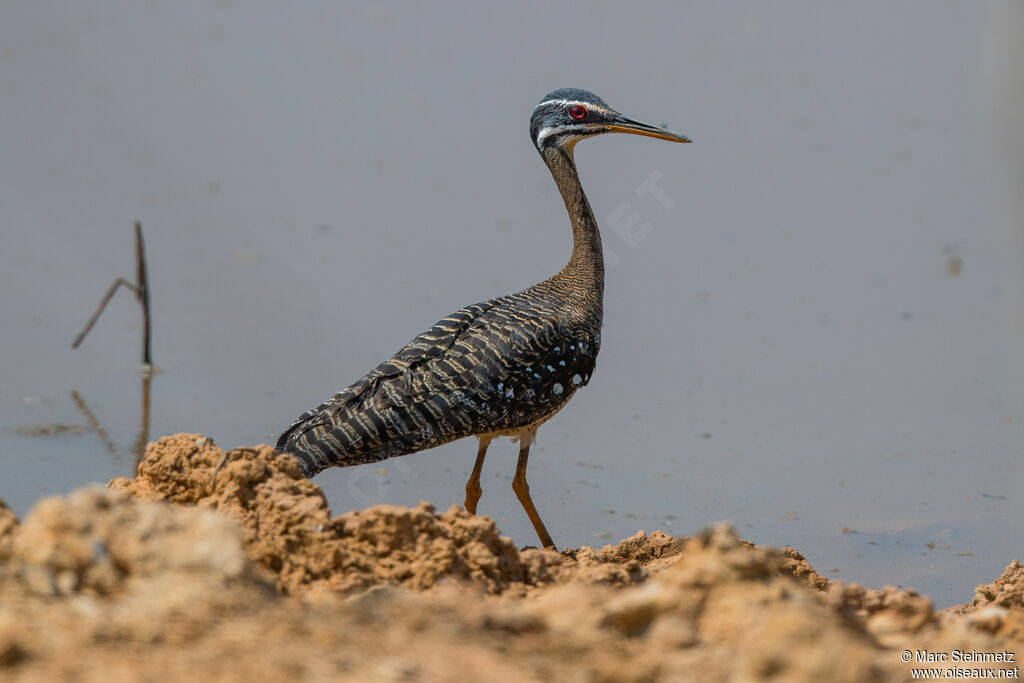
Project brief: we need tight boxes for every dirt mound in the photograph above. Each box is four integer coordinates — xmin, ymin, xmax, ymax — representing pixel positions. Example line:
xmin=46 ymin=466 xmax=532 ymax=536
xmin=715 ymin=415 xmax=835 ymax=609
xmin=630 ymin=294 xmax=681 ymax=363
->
xmin=109 ymin=434 xmax=699 ymax=595
xmin=111 ymin=434 xmax=530 ymax=594
xmin=0 ymin=485 xmax=273 ymax=673
xmin=0 ymin=499 xmax=17 ymax=561
xmin=973 ymin=560 xmax=1024 ymax=610
xmin=0 ymin=433 xmax=1020 ymax=681
xmin=945 ymin=560 xmax=1024 ymax=643
xmin=10 ymin=485 xmax=262 ymax=600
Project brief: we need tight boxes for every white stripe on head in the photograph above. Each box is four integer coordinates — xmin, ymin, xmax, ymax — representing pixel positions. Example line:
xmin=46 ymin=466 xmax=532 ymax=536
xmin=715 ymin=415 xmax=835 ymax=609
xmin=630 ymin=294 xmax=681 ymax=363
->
xmin=534 ymin=123 xmax=592 ymax=148
xmin=536 ymin=99 xmax=580 ymax=109
xmin=534 ymin=99 xmax=615 ymax=117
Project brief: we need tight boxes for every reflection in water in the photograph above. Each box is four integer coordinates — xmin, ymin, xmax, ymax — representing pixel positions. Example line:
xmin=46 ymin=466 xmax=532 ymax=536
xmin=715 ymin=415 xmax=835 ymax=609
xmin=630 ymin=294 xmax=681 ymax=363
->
xmin=69 ymin=221 xmax=155 ymax=473
xmin=133 ymin=373 xmax=152 ymax=470
xmin=70 ymin=389 xmax=116 ymax=455
xmin=12 ymin=423 xmax=87 ymax=437
xmin=70 ymin=371 xmax=152 ymax=473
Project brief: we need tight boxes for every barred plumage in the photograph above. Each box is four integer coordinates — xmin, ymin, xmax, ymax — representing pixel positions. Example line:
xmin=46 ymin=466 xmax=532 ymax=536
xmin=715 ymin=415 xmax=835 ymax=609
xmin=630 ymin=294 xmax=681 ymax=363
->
xmin=277 ymin=282 xmax=600 ymax=475
xmin=277 ymin=88 xmax=690 ymax=548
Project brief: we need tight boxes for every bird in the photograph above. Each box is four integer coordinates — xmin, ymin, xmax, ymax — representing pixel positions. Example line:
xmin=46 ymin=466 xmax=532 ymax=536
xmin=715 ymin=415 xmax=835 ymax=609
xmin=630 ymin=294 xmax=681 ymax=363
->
xmin=276 ymin=88 xmax=691 ymax=549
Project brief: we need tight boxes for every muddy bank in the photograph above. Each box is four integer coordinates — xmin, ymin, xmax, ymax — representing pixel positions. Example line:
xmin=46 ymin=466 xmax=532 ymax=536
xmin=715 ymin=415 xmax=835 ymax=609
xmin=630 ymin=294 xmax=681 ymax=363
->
xmin=0 ymin=433 xmax=1020 ymax=681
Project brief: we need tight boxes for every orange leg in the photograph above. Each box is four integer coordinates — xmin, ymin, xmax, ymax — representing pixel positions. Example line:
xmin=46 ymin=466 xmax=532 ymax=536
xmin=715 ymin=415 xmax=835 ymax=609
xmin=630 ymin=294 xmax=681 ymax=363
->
xmin=464 ymin=436 xmax=491 ymax=515
xmin=511 ymin=439 xmax=556 ymax=550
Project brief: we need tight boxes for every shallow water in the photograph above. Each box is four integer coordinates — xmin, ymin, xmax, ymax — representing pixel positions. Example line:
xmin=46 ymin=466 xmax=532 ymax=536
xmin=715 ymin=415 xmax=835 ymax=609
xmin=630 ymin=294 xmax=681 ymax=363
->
xmin=2 ymin=2 xmax=1022 ymax=608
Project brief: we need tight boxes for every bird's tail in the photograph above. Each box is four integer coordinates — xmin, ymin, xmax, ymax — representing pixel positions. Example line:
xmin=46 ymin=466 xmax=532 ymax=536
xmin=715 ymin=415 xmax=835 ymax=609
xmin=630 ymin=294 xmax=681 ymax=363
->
xmin=275 ymin=413 xmax=330 ymax=478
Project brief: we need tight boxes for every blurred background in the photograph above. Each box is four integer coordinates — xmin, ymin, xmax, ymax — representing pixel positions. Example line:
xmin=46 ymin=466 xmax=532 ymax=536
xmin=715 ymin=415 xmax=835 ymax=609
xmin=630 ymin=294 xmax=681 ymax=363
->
xmin=1 ymin=2 xmax=1021 ymax=607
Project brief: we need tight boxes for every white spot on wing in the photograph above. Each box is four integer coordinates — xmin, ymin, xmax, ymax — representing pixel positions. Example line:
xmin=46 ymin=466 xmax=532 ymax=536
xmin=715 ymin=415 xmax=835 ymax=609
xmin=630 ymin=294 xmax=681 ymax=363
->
xmin=552 ymin=383 xmax=563 ymax=395
xmin=572 ymin=374 xmax=583 ymax=385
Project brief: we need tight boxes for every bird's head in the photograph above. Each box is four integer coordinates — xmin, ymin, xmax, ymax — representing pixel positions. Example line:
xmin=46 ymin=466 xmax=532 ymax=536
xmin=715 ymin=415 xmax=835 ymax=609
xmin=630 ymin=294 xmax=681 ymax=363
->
xmin=530 ymin=88 xmax=691 ymax=154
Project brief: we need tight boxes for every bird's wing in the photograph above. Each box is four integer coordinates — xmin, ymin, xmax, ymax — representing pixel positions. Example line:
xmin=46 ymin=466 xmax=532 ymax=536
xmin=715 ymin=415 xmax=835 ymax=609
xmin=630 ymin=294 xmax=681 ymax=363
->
xmin=276 ymin=292 xmax=597 ymax=477
xmin=276 ymin=298 xmax=507 ymax=472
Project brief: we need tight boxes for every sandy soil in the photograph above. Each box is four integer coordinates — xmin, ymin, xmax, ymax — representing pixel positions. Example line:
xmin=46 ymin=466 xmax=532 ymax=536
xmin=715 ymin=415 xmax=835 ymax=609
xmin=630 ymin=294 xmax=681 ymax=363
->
xmin=0 ymin=433 xmax=1020 ymax=682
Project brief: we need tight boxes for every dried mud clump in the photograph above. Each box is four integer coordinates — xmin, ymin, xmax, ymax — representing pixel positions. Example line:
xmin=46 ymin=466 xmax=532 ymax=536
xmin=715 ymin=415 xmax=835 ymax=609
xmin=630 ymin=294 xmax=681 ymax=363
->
xmin=0 ymin=499 xmax=17 ymax=562
xmin=0 ymin=433 xmax=1020 ymax=681
xmin=109 ymin=434 xmax=720 ymax=596
xmin=973 ymin=560 xmax=1024 ymax=610
xmin=0 ymin=486 xmax=273 ymax=673
xmin=10 ymin=486 xmax=263 ymax=601
xmin=779 ymin=545 xmax=830 ymax=590
xmin=110 ymin=433 xmax=531 ymax=595
xmin=946 ymin=560 xmax=1024 ymax=642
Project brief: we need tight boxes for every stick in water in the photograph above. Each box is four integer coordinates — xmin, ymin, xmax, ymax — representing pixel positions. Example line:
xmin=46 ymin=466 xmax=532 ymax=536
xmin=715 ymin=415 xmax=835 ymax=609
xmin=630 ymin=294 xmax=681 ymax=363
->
xmin=71 ymin=221 xmax=152 ymax=368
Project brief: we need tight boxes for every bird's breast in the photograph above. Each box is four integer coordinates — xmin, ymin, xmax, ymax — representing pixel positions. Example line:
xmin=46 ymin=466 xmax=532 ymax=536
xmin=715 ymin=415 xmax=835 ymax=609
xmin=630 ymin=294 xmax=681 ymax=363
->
xmin=475 ymin=322 xmax=600 ymax=431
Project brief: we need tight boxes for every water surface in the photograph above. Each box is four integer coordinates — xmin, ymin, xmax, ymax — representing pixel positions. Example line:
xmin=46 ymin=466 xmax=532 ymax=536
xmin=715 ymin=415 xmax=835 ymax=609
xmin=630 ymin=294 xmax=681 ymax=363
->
xmin=2 ymin=2 xmax=1022 ymax=607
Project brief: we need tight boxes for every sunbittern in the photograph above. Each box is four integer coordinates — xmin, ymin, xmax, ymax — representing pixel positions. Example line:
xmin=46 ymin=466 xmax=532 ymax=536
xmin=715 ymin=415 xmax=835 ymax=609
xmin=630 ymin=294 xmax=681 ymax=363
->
xmin=277 ymin=88 xmax=690 ymax=549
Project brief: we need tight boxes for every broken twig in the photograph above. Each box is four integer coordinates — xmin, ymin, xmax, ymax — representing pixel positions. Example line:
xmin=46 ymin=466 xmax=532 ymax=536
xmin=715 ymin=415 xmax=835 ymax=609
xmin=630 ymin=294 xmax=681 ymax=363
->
xmin=71 ymin=221 xmax=153 ymax=368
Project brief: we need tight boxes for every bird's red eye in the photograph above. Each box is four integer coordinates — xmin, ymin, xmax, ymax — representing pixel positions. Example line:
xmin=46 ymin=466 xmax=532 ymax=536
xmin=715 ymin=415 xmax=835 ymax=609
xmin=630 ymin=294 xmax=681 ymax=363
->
xmin=569 ymin=105 xmax=587 ymax=120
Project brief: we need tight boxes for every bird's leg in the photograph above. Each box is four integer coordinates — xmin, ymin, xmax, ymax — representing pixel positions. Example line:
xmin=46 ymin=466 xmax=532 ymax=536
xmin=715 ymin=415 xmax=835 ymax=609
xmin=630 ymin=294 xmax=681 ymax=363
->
xmin=464 ymin=436 xmax=492 ymax=515
xmin=511 ymin=438 xmax=556 ymax=550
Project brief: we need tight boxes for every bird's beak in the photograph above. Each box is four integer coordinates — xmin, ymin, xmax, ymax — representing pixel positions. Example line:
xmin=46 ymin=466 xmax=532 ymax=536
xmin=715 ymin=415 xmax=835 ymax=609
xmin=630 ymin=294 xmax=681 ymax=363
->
xmin=601 ymin=114 xmax=692 ymax=143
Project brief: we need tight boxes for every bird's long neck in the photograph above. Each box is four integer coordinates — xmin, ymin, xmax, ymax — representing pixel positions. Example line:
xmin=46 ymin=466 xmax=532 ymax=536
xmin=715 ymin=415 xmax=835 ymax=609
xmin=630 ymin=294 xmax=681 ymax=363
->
xmin=543 ymin=146 xmax=605 ymax=305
